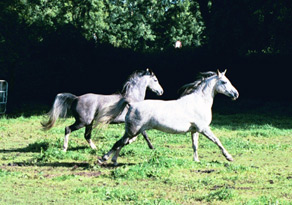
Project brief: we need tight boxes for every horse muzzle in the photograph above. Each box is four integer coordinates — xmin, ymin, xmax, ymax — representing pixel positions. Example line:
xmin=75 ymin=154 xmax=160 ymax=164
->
xmin=156 ymin=90 xmax=164 ymax=96
xmin=231 ymin=91 xmax=239 ymax=101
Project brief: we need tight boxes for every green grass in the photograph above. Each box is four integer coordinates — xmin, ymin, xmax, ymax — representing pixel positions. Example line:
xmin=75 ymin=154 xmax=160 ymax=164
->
xmin=0 ymin=110 xmax=292 ymax=204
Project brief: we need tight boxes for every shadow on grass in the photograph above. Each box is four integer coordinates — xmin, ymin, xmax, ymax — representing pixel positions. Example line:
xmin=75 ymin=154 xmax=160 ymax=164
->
xmin=4 ymin=161 xmax=136 ymax=169
xmin=0 ymin=141 xmax=49 ymax=153
xmin=0 ymin=143 xmax=90 ymax=154
xmin=98 ymin=162 xmax=136 ymax=168
xmin=5 ymin=161 xmax=90 ymax=168
xmin=211 ymin=98 xmax=292 ymax=129
xmin=68 ymin=146 xmax=89 ymax=151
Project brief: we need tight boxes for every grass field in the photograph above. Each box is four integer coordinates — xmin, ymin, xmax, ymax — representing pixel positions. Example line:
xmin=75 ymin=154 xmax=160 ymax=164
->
xmin=0 ymin=101 xmax=292 ymax=204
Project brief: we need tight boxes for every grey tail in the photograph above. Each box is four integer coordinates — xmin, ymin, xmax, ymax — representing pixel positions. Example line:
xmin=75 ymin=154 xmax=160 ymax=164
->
xmin=41 ymin=93 xmax=78 ymax=130
xmin=94 ymin=96 xmax=129 ymax=127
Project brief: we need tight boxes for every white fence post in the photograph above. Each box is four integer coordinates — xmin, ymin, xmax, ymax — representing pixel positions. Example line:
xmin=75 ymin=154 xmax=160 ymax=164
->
xmin=0 ymin=80 xmax=8 ymax=114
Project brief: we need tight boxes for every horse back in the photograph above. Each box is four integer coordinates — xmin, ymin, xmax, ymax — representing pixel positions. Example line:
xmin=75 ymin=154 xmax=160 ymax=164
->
xmin=73 ymin=93 xmax=121 ymax=125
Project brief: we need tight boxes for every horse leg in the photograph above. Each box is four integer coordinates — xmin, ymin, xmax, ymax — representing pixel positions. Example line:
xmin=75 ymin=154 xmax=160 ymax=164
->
xmin=200 ymin=127 xmax=233 ymax=161
xmin=191 ymin=132 xmax=200 ymax=162
xmin=111 ymin=147 xmax=122 ymax=166
xmin=128 ymin=131 xmax=154 ymax=149
xmin=85 ymin=124 xmax=97 ymax=150
xmin=111 ymin=134 xmax=139 ymax=166
xmin=142 ymin=131 xmax=155 ymax=149
xmin=128 ymin=136 xmax=138 ymax=144
xmin=63 ymin=121 xmax=85 ymax=152
xmin=99 ymin=134 xmax=131 ymax=164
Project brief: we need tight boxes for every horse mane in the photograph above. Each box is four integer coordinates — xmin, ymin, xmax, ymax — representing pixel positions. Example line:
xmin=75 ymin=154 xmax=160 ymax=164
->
xmin=121 ymin=70 xmax=148 ymax=95
xmin=179 ymin=71 xmax=217 ymax=97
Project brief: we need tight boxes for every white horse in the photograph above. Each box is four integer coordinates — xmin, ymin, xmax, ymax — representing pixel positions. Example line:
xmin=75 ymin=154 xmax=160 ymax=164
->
xmin=99 ymin=70 xmax=239 ymax=165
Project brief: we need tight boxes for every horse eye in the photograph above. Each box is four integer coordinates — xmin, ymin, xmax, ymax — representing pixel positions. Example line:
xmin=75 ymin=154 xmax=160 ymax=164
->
xmin=221 ymin=81 xmax=227 ymax=84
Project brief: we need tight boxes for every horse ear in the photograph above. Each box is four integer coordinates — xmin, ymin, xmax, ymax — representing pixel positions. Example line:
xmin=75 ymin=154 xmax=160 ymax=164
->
xmin=146 ymin=68 xmax=153 ymax=75
xmin=217 ymin=69 xmax=222 ymax=78
xmin=223 ymin=69 xmax=227 ymax=75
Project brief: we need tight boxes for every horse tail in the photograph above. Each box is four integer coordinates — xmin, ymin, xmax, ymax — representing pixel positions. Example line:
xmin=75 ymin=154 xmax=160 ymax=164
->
xmin=94 ymin=96 xmax=129 ymax=127
xmin=41 ymin=93 xmax=78 ymax=130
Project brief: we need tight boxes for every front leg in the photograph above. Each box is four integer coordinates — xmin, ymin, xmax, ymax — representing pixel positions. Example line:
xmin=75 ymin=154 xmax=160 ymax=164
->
xmin=200 ymin=127 xmax=233 ymax=161
xmin=191 ymin=132 xmax=200 ymax=162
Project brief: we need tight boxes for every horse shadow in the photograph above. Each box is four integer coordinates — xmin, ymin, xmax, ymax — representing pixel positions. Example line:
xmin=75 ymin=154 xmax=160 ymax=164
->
xmin=0 ymin=142 xmax=135 ymax=169
xmin=0 ymin=142 xmax=49 ymax=153
xmin=0 ymin=143 xmax=92 ymax=154
xmin=5 ymin=160 xmax=135 ymax=169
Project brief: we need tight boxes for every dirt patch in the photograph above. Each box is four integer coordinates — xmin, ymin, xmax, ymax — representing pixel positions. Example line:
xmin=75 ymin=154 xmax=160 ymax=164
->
xmin=191 ymin=169 xmax=216 ymax=174
xmin=74 ymin=171 xmax=102 ymax=177
xmin=236 ymin=187 xmax=253 ymax=190
xmin=43 ymin=171 xmax=102 ymax=179
xmin=210 ymin=185 xmax=236 ymax=190
xmin=95 ymin=159 xmax=136 ymax=169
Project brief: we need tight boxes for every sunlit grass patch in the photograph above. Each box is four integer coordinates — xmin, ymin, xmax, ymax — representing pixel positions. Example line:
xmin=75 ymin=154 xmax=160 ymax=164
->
xmin=201 ymin=186 xmax=238 ymax=202
xmin=0 ymin=110 xmax=292 ymax=204
xmin=243 ymin=196 xmax=288 ymax=205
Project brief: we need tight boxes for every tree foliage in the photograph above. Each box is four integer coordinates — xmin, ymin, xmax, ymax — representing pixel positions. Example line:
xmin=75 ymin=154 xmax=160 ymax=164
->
xmin=1 ymin=0 xmax=292 ymax=55
xmin=198 ymin=0 xmax=292 ymax=55
xmin=3 ymin=0 xmax=204 ymax=51
xmin=1 ymin=0 xmax=292 ymax=108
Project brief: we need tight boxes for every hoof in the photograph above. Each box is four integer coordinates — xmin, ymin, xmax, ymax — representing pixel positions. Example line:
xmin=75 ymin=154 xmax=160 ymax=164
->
xmin=62 ymin=149 xmax=67 ymax=152
xmin=97 ymin=158 xmax=106 ymax=165
xmin=226 ymin=156 xmax=234 ymax=162
xmin=111 ymin=159 xmax=119 ymax=167
xmin=90 ymin=143 xmax=97 ymax=150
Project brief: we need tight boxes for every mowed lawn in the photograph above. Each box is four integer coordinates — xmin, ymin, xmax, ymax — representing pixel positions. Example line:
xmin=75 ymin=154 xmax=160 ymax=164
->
xmin=0 ymin=103 xmax=292 ymax=204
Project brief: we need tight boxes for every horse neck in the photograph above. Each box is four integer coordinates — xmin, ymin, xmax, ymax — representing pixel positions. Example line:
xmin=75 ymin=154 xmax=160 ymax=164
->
xmin=124 ymin=77 xmax=148 ymax=102
xmin=200 ymin=78 xmax=217 ymax=103
xmin=180 ymin=78 xmax=217 ymax=107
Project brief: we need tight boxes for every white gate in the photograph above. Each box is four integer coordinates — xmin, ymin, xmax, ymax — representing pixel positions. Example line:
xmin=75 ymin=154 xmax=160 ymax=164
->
xmin=0 ymin=80 xmax=8 ymax=114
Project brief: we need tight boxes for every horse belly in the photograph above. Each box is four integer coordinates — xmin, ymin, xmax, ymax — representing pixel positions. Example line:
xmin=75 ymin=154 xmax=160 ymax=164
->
xmin=155 ymin=125 xmax=190 ymax=134
xmin=151 ymin=115 xmax=192 ymax=134
xmin=127 ymin=101 xmax=192 ymax=134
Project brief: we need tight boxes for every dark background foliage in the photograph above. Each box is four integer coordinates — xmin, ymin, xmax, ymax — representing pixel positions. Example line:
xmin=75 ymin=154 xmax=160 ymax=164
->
xmin=0 ymin=0 xmax=292 ymax=113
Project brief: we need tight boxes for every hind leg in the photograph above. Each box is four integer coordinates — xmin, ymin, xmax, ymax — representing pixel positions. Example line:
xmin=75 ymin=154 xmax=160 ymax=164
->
xmin=127 ymin=131 xmax=154 ymax=149
xmin=141 ymin=131 xmax=155 ymax=149
xmin=85 ymin=124 xmax=97 ymax=150
xmin=99 ymin=133 xmax=132 ymax=165
xmin=111 ymin=134 xmax=139 ymax=166
xmin=63 ymin=121 xmax=85 ymax=152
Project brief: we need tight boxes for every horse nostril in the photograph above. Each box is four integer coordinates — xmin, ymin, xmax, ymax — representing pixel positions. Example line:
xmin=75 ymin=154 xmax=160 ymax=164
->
xmin=158 ymin=90 xmax=164 ymax=95
xmin=232 ymin=91 xmax=239 ymax=100
xmin=235 ymin=91 xmax=239 ymax=98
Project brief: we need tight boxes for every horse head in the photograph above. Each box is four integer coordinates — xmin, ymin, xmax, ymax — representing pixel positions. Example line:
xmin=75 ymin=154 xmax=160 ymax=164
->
xmin=145 ymin=68 xmax=164 ymax=96
xmin=215 ymin=69 xmax=239 ymax=100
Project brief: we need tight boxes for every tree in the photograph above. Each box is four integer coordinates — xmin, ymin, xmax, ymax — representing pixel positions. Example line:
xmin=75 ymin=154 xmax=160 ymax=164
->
xmin=3 ymin=0 xmax=205 ymax=51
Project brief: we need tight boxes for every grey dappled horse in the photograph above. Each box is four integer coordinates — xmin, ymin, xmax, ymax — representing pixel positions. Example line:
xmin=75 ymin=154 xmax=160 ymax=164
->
xmin=99 ymin=70 xmax=239 ymax=165
xmin=42 ymin=69 xmax=163 ymax=151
